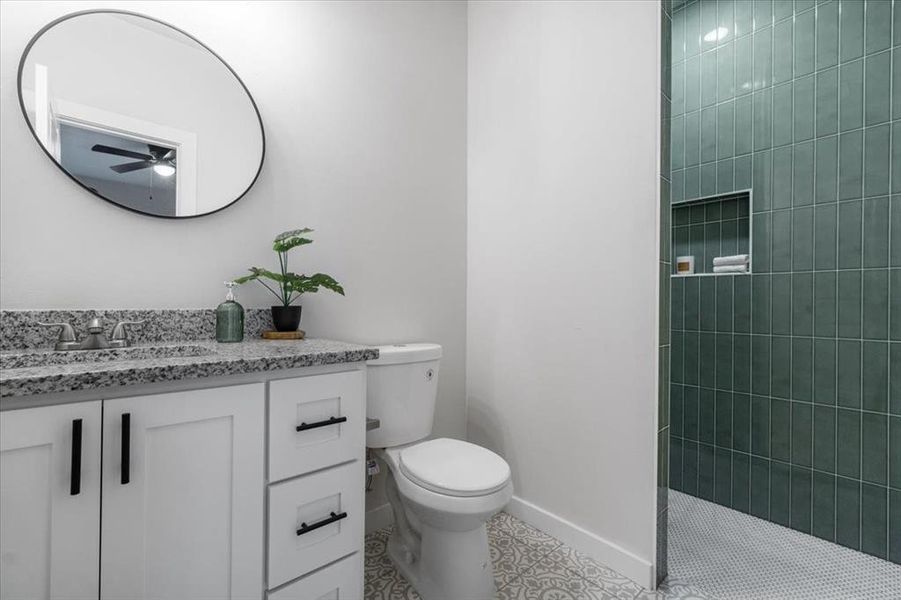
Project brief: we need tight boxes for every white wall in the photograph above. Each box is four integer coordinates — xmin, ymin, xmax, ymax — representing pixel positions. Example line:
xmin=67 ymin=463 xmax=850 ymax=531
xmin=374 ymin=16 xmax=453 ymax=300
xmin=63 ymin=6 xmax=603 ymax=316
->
xmin=467 ymin=0 xmax=661 ymax=587
xmin=0 ymin=1 xmax=468 ymax=449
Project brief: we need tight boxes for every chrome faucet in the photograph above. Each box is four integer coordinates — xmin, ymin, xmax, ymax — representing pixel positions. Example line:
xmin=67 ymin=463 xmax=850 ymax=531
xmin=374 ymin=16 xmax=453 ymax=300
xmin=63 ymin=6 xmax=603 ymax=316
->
xmin=79 ymin=318 xmax=110 ymax=350
xmin=39 ymin=318 xmax=145 ymax=351
xmin=38 ymin=322 xmax=81 ymax=351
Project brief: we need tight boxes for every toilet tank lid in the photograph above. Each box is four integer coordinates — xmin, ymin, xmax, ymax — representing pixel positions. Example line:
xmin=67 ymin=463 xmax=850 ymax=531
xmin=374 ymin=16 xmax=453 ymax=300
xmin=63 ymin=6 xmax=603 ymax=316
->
xmin=368 ymin=343 xmax=442 ymax=365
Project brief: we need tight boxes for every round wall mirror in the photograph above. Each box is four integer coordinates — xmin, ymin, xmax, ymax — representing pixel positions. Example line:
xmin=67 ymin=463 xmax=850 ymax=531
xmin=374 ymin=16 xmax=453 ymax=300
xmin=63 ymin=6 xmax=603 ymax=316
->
xmin=18 ymin=10 xmax=265 ymax=218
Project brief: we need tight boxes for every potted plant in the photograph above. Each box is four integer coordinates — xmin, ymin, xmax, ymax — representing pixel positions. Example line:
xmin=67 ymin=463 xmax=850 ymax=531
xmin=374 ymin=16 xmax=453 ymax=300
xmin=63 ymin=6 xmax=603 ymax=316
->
xmin=234 ymin=228 xmax=345 ymax=332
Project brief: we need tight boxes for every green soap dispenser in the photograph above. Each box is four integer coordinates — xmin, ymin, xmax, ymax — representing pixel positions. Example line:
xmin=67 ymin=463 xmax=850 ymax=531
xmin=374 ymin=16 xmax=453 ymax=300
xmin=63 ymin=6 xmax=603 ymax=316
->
xmin=216 ymin=281 xmax=244 ymax=343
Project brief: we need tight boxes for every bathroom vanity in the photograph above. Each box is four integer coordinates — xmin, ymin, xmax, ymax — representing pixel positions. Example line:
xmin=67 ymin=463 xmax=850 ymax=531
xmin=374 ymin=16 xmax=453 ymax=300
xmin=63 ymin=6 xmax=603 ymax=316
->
xmin=0 ymin=321 xmax=378 ymax=600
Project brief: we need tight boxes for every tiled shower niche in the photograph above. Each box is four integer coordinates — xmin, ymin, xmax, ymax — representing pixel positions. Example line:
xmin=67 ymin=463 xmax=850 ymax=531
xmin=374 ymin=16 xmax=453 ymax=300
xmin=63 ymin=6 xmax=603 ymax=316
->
xmin=673 ymin=192 xmax=751 ymax=275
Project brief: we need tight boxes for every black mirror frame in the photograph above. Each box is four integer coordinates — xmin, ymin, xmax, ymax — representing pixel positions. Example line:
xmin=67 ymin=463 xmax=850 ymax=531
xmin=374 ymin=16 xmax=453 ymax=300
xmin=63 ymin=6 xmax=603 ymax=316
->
xmin=16 ymin=9 xmax=266 ymax=219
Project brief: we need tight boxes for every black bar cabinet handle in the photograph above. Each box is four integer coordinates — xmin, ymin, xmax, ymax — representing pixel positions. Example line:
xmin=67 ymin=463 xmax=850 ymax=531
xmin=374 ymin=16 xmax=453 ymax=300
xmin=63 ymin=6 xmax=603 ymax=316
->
xmin=70 ymin=419 xmax=82 ymax=495
xmin=296 ymin=415 xmax=347 ymax=432
xmin=121 ymin=413 xmax=130 ymax=485
xmin=296 ymin=511 xmax=348 ymax=536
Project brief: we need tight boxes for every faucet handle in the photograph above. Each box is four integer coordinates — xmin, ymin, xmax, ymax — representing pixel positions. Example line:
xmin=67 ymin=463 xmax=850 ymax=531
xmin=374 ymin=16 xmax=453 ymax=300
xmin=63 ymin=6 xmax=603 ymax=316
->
xmin=37 ymin=322 xmax=80 ymax=351
xmin=110 ymin=320 xmax=145 ymax=348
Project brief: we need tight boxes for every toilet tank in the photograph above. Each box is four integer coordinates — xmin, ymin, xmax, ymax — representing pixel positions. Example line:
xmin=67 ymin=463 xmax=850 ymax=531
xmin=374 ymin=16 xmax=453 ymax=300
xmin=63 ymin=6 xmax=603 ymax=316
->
xmin=366 ymin=343 xmax=442 ymax=448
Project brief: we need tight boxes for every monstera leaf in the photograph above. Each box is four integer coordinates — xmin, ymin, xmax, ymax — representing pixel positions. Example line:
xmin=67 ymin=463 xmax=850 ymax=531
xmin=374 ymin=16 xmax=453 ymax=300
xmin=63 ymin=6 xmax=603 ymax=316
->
xmin=272 ymin=228 xmax=314 ymax=253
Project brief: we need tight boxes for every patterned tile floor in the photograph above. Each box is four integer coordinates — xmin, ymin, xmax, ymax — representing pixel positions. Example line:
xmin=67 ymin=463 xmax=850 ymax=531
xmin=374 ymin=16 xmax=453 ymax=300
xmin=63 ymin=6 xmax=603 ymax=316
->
xmin=364 ymin=511 xmax=709 ymax=599
xmin=668 ymin=490 xmax=901 ymax=600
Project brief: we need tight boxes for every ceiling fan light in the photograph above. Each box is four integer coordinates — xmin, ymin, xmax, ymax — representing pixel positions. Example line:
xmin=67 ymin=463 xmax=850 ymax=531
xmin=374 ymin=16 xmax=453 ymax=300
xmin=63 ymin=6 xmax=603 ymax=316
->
xmin=153 ymin=163 xmax=176 ymax=177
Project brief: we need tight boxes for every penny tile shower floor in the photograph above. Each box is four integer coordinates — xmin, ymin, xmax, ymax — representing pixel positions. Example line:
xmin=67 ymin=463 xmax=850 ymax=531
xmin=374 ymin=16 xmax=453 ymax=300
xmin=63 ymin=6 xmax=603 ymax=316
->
xmin=364 ymin=511 xmax=708 ymax=600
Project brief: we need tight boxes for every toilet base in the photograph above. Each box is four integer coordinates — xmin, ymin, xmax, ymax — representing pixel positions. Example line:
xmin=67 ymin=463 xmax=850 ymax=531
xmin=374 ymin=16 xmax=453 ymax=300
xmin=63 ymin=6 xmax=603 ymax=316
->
xmin=387 ymin=521 xmax=495 ymax=600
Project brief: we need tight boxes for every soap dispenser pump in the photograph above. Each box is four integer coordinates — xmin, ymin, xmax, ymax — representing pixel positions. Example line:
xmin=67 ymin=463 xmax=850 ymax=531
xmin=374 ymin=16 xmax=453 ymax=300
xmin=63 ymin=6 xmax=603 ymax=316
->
xmin=216 ymin=281 xmax=244 ymax=343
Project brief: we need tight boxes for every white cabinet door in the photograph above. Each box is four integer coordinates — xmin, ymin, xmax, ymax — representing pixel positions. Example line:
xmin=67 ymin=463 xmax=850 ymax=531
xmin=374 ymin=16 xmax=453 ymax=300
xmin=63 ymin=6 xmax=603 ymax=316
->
xmin=100 ymin=384 xmax=265 ymax=600
xmin=0 ymin=401 xmax=102 ymax=600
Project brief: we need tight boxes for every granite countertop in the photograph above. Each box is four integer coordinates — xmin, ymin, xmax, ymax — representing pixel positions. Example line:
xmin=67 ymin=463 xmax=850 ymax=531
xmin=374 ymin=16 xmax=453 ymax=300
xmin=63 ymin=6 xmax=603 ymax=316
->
xmin=0 ymin=339 xmax=379 ymax=399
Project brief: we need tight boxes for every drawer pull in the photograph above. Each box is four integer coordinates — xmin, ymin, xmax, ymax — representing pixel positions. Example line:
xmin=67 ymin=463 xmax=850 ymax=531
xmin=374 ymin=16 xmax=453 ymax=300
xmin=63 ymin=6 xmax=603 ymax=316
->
xmin=70 ymin=419 xmax=82 ymax=495
xmin=296 ymin=511 xmax=348 ymax=536
xmin=121 ymin=413 xmax=131 ymax=485
xmin=296 ymin=415 xmax=347 ymax=432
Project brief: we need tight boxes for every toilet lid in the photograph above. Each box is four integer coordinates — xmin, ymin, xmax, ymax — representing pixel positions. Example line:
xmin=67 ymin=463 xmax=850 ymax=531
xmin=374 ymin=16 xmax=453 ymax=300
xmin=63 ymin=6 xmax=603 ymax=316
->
xmin=399 ymin=438 xmax=511 ymax=497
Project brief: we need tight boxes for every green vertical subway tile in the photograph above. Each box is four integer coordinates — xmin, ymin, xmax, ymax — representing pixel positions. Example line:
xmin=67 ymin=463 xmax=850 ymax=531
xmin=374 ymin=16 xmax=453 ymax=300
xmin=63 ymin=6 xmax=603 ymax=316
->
xmin=893 ymin=488 xmax=901 ymax=564
xmin=774 ymin=0 xmax=793 ymax=21
xmin=700 ymin=0 xmax=718 ymax=52
xmin=684 ymin=385 xmax=700 ymax=440
xmin=699 ymin=387 xmax=717 ymax=444
xmin=812 ymin=471 xmax=836 ymax=541
xmin=836 ymin=476 xmax=861 ymax=550
xmin=813 ymin=338 xmax=837 ymax=404
xmin=773 ymin=83 xmax=793 ymax=148
xmin=702 ymin=163 xmax=718 ymax=197
xmin=864 ymin=51 xmax=891 ymax=126
xmin=861 ymin=412 xmax=887 ymax=485
xmin=862 ymin=342 xmax=889 ymax=413
xmin=672 ymin=6 xmax=685 ymax=62
xmin=735 ymin=34 xmax=754 ymax=96
xmin=793 ymin=8 xmax=815 ymax=76
xmin=701 ymin=106 xmax=718 ymax=163
xmin=685 ymin=276 xmax=700 ymax=330
xmin=705 ymin=200 xmax=720 ymax=222
xmin=752 ymin=335 xmax=772 ymax=394
xmin=892 ymin=270 xmax=901 ymax=341
xmin=839 ymin=59 xmax=864 ymax=133
xmin=864 ymin=125 xmax=890 ymax=198
xmin=699 ymin=443 xmax=716 ymax=500
xmin=773 ymin=19 xmax=793 ymax=84
xmin=772 ymin=211 xmax=792 ymax=271
xmin=717 ymin=0 xmax=734 ymax=42
xmin=792 ymin=273 xmax=814 ymax=335
xmin=750 ymin=456 xmax=770 ymax=518
xmin=752 ymin=274 xmax=772 ymax=333
xmin=738 ymin=217 xmax=751 ymax=254
xmin=732 ymin=451 xmax=751 ymax=513
xmin=753 ymin=88 xmax=773 ymax=151
xmin=736 ymin=156 xmax=752 ymax=191
xmin=837 ymin=270 xmax=862 ymax=339
xmin=686 ymin=55 xmax=701 ymax=113
xmin=674 ymin=61 xmax=686 ymax=116
xmin=815 ymin=68 xmax=838 ymax=138
xmin=772 ymin=336 xmax=792 ymax=399
xmin=836 ymin=408 xmax=862 ymax=478
xmin=715 ymin=447 xmax=733 ymax=505
xmin=684 ymin=440 xmax=699 ymax=494
xmin=717 ymin=101 xmax=735 ymax=159
xmin=813 ymin=405 xmax=837 ymax=472
xmin=896 ymin=0 xmax=901 ymax=45
xmin=673 ymin=331 xmax=684 ymax=384
xmin=791 ymin=402 xmax=813 ymax=466
xmin=716 ymin=276 xmax=734 ymax=332
xmin=815 ymin=1 xmax=839 ymax=70
xmin=792 ymin=337 xmax=813 ymax=402
xmin=672 ymin=384 xmax=684 ymax=438
xmin=674 ymin=225 xmax=691 ymax=264
xmin=734 ymin=334 xmax=752 ymax=392
xmin=685 ymin=111 xmax=700 ymax=167
xmin=751 ymin=395 xmax=771 ymax=456
xmin=673 ymin=170 xmax=686 ymax=203
xmin=716 ymin=333 xmax=734 ymax=390
xmin=735 ymin=95 xmax=753 ymax=156
xmin=700 ymin=277 xmax=717 ymax=330
xmin=839 ymin=130 xmax=863 ymax=200
xmin=863 ymin=197 xmax=890 ymax=268
xmin=733 ymin=393 xmax=751 ymax=453
xmin=795 ymin=0 xmax=815 ymax=13
xmin=814 ymin=136 xmax=838 ymax=205
xmin=691 ymin=223 xmax=706 ymax=266
xmin=864 ymin=0 xmax=892 ymax=54
xmin=753 ymin=26 xmax=773 ymax=89
xmin=686 ymin=167 xmax=701 ymax=199
xmin=791 ymin=467 xmax=813 ymax=534
xmin=752 ymin=152 xmax=772 ymax=213
xmin=684 ymin=1 xmax=700 ymax=57
xmin=861 ymin=484 xmax=888 ymax=559
xmin=813 ymin=272 xmax=837 ymax=337
xmin=862 ymin=269 xmax=889 ymax=340
xmin=717 ymin=160 xmax=735 ymax=194
xmin=705 ymin=221 xmax=722 ymax=271
xmin=772 ymin=398 xmax=792 ymax=461
xmin=793 ymin=75 xmax=814 ymax=143
xmin=837 ymin=340 xmax=862 ymax=408
xmin=839 ymin=0 xmax=864 ymax=62
xmin=701 ymin=50 xmax=718 ymax=108
xmin=685 ymin=332 xmax=700 ymax=385
xmin=717 ymin=42 xmax=735 ymax=102
xmin=672 ymin=116 xmax=685 ymax=170
xmin=890 ymin=417 xmax=901 ymax=489
xmin=814 ymin=204 xmax=838 ymax=269
xmin=772 ymin=274 xmax=792 ymax=334
xmin=672 ymin=277 xmax=685 ymax=329
xmin=754 ymin=0 xmax=774 ymax=30
xmin=894 ymin=343 xmax=901 ymax=416
xmin=771 ymin=460 xmax=792 ymax=526
xmin=734 ymin=275 xmax=752 ymax=333
xmin=792 ymin=207 xmax=814 ymax=270
xmin=716 ymin=391 xmax=734 ymax=447
xmin=700 ymin=332 xmax=717 ymax=388
xmin=838 ymin=201 xmax=863 ymax=269
xmin=735 ymin=0 xmax=754 ymax=37
xmin=894 ymin=123 xmax=901 ymax=195
xmin=793 ymin=143 xmax=814 ymax=206
xmin=773 ymin=148 xmax=793 ymax=209
xmin=894 ymin=48 xmax=901 ymax=121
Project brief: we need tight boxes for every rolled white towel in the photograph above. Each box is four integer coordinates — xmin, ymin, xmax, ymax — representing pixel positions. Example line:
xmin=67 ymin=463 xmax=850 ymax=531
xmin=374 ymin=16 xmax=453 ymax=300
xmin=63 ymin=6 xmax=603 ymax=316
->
xmin=713 ymin=254 xmax=750 ymax=267
xmin=713 ymin=264 xmax=748 ymax=273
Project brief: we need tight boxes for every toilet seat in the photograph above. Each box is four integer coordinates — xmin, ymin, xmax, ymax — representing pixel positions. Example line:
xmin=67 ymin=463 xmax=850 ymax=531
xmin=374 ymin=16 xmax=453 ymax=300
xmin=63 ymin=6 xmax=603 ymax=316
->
xmin=398 ymin=438 xmax=511 ymax=497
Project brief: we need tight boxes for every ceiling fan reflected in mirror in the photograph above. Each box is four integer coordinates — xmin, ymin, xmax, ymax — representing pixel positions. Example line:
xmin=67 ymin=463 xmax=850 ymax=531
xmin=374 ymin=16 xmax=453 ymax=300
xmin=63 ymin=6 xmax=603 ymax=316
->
xmin=91 ymin=143 xmax=176 ymax=177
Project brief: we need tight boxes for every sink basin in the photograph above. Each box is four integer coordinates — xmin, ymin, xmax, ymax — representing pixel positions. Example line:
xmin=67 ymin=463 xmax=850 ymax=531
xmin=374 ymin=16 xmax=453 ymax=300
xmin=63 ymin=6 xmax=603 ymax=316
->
xmin=0 ymin=344 xmax=216 ymax=370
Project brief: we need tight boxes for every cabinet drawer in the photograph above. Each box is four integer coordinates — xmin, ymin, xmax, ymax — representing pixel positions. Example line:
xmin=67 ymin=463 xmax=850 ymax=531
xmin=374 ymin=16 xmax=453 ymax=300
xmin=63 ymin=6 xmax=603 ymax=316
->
xmin=269 ymin=371 xmax=364 ymax=481
xmin=268 ymin=460 xmax=364 ymax=588
xmin=267 ymin=552 xmax=362 ymax=600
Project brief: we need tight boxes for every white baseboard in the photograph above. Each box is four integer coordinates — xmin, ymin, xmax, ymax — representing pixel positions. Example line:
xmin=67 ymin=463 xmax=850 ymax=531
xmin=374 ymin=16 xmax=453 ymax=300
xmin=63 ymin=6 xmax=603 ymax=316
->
xmin=365 ymin=502 xmax=394 ymax=534
xmin=505 ymin=495 xmax=654 ymax=590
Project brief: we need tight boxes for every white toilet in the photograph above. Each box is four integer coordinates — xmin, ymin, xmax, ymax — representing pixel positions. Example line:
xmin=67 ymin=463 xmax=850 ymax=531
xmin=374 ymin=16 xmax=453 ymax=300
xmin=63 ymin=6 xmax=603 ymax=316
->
xmin=367 ymin=343 xmax=513 ymax=600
